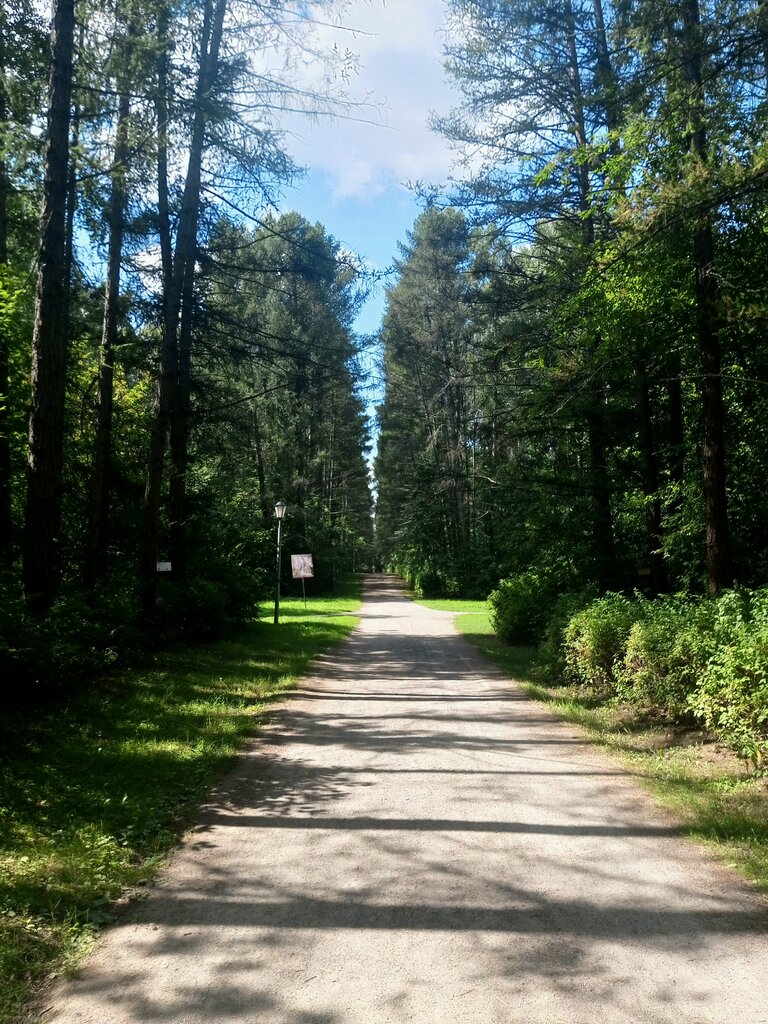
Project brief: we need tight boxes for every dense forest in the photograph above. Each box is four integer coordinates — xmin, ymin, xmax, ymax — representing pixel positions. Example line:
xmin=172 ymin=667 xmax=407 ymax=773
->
xmin=377 ymin=0 xmax=768 ymax=600
xmin=0 ymin=0 xmax=373 ymax=697
xmin=374 ymin=0 xmax=768 ymax=764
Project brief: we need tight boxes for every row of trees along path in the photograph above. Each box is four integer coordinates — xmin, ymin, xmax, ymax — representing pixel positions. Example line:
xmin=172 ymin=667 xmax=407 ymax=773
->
xmin=3 ymin=0 xmax=373 ymax=633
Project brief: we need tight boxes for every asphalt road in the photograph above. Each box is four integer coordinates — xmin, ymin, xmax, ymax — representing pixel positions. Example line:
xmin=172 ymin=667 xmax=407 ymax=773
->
xmin=46 ymin=574 xmax=768 ymax=1023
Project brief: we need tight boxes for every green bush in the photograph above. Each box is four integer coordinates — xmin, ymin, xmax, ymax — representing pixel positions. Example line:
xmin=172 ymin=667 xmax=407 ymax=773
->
xmin=534 ymin=584 xmax=768 ymax=767
xmin=392 ymin=554 xmax=460 ymax=598
xmin=156 ymin=562 xmax=261 ymax=643
xmin=563 ymin=592 xmax=647 ymax=692
xmin=0 ymin=581 xmax=141 ymax=704
xmin=617 ymin=595 xmax=718 ymax=721
xmin=535 ymin=588 xmax=599 ymax=682
xmin=689 ymin=589 xmax=768 ymax=768
xmin=489 ymin=570 xmax=558 ymax=644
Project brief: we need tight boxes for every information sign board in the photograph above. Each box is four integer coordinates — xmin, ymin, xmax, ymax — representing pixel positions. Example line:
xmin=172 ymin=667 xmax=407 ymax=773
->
xmin=291 ymin=554 xmax=314 ymax=579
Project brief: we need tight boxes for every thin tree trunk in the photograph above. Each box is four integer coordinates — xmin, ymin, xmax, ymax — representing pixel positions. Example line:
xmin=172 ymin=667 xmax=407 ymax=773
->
xmin=85 ymin=80 xmax=130 ymax=589
xmin=667 ymin=360 xmax=685 ymax=507
xmin=252 ymin=399 xmax=270 ymax=525
xmin=140 ymin=4 xmax=174 ymax=614
xmin=565 ymin=0 xmax=617 ymax=587
xmin=758 ymin=0 xmax=768 ymax=86
xmin=0 ymin=0 xmax=12 ymax=568
xmin=168 ymin=251 xmax=195 ymax=580
xmin=23 ymin=0 xmax=76 ymax=613
xmin=142 ymin=0 xmax=227 ymax=610
xmin=681 ymin=0 xmax=733 ymax=594
xmin=635 ymin=361 xmax=668 ymax=592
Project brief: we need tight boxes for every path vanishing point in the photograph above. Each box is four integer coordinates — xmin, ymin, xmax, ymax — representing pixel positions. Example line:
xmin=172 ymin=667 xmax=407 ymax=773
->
xmin=46 ymin=575 xmax=768 ymax=1024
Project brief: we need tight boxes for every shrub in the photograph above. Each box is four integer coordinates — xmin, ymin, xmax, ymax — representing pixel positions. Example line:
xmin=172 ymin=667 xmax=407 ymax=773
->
xmin=617 ymin=595 xmax=718 ymax=721
xmin=0 ymin=581 xmax=141 ymax=705
xmin=156 ymin=563 xmax=261 ymax=643
xmin=689 ymin=588 xmax=768 ymax=768
xmin=563 ymin=592 xmax=647 ymax=692
xmin=489 ymin=570 xmax=558 ymax=645
xmin=535 ymin=588 xmax=599 ymax=682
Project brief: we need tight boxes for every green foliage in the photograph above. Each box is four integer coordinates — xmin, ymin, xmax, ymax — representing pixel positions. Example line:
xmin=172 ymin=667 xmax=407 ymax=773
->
xmin=393 ymin=551 xmax=461 ymax=598
xmin=155 ymin=560 xmax=264 ymax=644
xmin=535 ymin=589 xmax=600 ymax=682
xmin=488 ymin=570 xmax=558 ymax=644
xmin=537 ymin=586 xmax=768 ymax=767
xmin=688 ymin=590 xmax=768 ymax=769
xmin=0 ymin=583 xmax=140 ymax=704
xmin=617 ymin=596 xmax=718 ymax=721
xmin=563 ymin=593 xmax=647 ymax=691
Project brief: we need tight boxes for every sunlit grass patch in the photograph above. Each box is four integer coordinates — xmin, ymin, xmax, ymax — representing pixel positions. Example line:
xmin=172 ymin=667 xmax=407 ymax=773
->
xmin=0 ymin=577 xmax=361 ymax=1024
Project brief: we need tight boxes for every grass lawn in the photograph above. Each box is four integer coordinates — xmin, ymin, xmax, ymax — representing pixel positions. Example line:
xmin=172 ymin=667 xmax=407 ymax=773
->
xmin=0 ymin=579 xmax=361 ymax=1024
xmin=416 ymin=595 xmax=768 ymax=895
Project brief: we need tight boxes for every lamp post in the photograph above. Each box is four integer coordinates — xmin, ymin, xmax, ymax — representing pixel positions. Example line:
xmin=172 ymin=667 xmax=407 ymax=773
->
xmin=273 ymin=500 xmax=287 ymax=625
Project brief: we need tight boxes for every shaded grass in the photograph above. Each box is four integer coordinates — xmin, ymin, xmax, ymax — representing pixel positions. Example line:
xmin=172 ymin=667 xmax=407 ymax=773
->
xmin=0 ymin=578 xmax=361 ymax=1024
xmin=417 ymin=597 xmax=768 ymax=894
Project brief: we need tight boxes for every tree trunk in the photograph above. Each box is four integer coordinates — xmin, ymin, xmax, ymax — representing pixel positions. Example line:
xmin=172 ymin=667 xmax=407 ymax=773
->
xmin=758 ymin=0 xmax=768 ymax=86
xmin=680 ymin=0 xmax=733 ymax=594
xmin=142 ymin=0 xmax=228 ymax=611
xmin=85 ymin=80 xmax=130 ymax=589
xmin=252 ymin=398 xmax=270 ymax=525
xmin=695 ymin=223 xmax=732 ymax=592
xmin=167 ymin=0 xmax=227 ymax=585
xmin=168 ymin=253 xmax=195 ymax=580
xmin=0 ymin=1 xmax=11 ymax=568
xmin=139 ymin=4 xmax=174 ymax=614
xmin=23 ymin=0 xmax=76 ymax=613
xmin=635 ymin=360 xmax=668 ymax=593
xmin=565 ymin=0 xmax=617 ymax=587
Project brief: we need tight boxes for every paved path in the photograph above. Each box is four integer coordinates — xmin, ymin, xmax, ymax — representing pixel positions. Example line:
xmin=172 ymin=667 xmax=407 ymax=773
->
xmin=47 ymin=575 xmax=768 ymax=1023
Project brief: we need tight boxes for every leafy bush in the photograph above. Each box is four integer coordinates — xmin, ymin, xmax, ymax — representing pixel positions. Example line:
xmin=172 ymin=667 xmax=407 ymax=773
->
xmin=489 ymin=570 xmax=559 ymax=644
xmin=617 ymin=595 xmax=718 ymax=721
xmin=0 ymin=581 xmax=141 ymax=705
xmin=392 ymin=554 xmax=460 ymax=598
xmin=563 ymin=592 xmax=647 ymax=691
xmin=689 ymin=589 xmax=768 ymax=768
xmin=535 ymin=588 xmax=599 ymax=682
xmin=530 ymin=583 xmax=768 ymax=768
xmin=156 ymin=562 xmax=262 ymax=643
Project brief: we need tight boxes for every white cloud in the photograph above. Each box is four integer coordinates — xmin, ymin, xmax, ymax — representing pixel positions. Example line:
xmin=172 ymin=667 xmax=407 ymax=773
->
xmin=282 ymin=0 xmax=460 ymax=201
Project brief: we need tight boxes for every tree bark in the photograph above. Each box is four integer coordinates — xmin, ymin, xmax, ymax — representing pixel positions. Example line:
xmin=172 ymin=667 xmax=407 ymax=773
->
xmin=0 ymin=1 xmax=12 ymax=568
xmin=142 ymin=0 xmax=227 ymax=611
xmin=85 ymin=75 xmax=131 ymax=589
xmin=23 ymin=0 xmax=76 ymax=613
xmin=635 ymin=360 xmax=668 ymax=592
xmin=252 ymin=398 xmax=270 ymax=526
xmin=680 ymin=0 xmax=733 ymax=594
xmin=565 ymin=0 xmax=617 ymax=587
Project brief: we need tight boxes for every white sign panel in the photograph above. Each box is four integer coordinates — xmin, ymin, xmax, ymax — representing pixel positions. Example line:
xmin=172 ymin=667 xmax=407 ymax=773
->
xmin=291 ymin=554 xmax=314 ymax=579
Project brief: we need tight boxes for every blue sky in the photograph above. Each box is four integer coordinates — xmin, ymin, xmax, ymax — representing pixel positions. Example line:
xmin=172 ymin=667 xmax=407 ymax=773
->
xmin=277 ymin=0 xmax=461 ymax=339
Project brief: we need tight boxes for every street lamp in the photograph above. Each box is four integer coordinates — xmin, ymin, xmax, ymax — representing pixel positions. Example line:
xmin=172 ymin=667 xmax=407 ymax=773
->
xmin=273 ymin=501 xmax=288 ymax=625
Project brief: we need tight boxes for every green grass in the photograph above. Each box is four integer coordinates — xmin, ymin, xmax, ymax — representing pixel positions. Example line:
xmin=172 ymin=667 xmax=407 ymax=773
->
xmin=0 ymin=578 xmax=361 ymax=1024
xmin=416 ymin=595 xmax=768 ymax=894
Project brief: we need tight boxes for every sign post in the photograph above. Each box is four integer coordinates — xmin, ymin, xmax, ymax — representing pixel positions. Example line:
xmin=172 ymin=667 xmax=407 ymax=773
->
xmin=291 ymin=554 xmax=314 ymax=608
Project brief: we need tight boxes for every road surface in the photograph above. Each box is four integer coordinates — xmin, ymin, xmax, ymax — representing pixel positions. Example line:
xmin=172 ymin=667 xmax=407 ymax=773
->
xmin=46 ymin=574 xmax=768 ymax=1023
